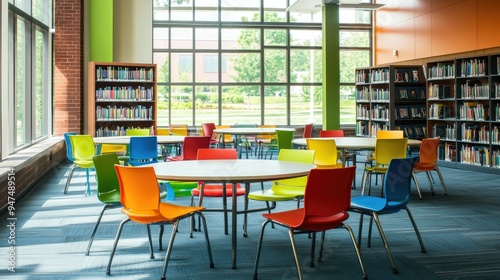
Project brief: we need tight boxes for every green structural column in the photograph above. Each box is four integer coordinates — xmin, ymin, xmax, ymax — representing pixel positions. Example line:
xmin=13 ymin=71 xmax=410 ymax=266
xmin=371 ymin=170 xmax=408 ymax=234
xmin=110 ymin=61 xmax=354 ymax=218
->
xmin=322 ymin=4 xmax=340 ymax=130
xmin=89 ymin=0 xmax=114 ymax=62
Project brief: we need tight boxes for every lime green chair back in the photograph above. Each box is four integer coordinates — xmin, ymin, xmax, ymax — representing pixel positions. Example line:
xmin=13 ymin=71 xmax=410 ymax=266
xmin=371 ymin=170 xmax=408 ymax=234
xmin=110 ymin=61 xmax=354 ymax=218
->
xmin=126 ymin=128 xmax=150 ymax=136
xmin=69 ymin=135 xmax=96 ymax=196
xmin=276 ymin=129 xmax=294 ymax=150
xmin=271 ymin=149 xmax=315 ymax=197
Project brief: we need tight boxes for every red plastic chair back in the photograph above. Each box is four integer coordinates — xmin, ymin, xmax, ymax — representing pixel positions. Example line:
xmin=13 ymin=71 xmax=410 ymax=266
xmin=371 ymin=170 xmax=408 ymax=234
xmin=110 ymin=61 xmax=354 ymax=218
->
xmin=182 ymin=136 xmax=211 ymax=160
xmin=319 ymin=129 xmax=344 ymax=137
xmin=197 ymin=148 xmax=238 ymax=160
xmin=303 ymin=123 xmax=314 ymax=138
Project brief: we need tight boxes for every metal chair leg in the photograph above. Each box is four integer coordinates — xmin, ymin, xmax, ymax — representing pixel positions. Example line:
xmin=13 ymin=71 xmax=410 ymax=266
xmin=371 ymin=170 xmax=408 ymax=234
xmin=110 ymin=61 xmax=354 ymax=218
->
xmin=64 ymin=164 xmax=77 ymax=194
xmin=106 ymin=218 xmax=130 ymax=276
xmin=86 ymin=204 xmax=114 ymax=256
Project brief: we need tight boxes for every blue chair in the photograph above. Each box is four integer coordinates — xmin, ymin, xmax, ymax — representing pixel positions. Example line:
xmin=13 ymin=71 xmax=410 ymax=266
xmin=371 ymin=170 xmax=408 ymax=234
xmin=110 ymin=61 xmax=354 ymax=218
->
xmin=128 ymin=136 xmax=159 ymax=166
xmin=350 ymin=157 xmax=426 ymax=274
xmin=63 ymin=132 xmax=78 ymax=194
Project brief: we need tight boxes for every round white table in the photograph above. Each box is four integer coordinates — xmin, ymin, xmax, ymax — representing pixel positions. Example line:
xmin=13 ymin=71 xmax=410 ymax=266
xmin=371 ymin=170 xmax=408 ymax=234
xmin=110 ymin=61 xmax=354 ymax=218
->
xmin=213 ymin=127 xmax=295 ymax=149
xmin=151 ymin=159 xmax=316 ymax=269
xmin=292 ymin=136 xmax=421 ymax=150
xmin=93 ymin=135 xmax=185 ymax=145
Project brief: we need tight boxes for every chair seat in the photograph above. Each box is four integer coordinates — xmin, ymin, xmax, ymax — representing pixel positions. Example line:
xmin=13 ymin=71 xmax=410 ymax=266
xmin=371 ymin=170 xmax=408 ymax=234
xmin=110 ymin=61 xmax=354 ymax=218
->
xmin=414 ymin=162 xmax=437 ymax=171
xmin=122 ymin=203 xmax=204 ymax=224
xmin=73 ymin=159 xmax=94 ymax=168
xmin=263 ymin=208 xmax=348 ymax=231
xmin=192 ymin=184 xmax=246 ymax=197
xmin=166 ymin=155 xmax=184 ymax=161
xmin=248 ymin=189 xmax=303 ymax=201
xmin=351 ymin=195 xmax=405 ymax=214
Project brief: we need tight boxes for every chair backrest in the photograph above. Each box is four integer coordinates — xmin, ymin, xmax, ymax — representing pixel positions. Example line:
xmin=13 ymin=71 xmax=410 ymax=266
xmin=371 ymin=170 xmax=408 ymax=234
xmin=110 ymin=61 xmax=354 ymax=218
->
xmin=201 ymin=123 xmax=217 ymax=138
xmin=306 ymin=138 xmax=339 ymax=168
xmin=157 ymin=127 xmax=170 ymax=135
xmin=301 ymin=167 xmax=356 ymax=230
xmin=126 ymin=128 xmax=150 ymax=136
xmin=383 ymin=157 xmax=417 ymax=207
xmin=319 ymin=129 xmax=344 ymax=137
xmin=92 ymin=153 xmax=121 ymax=202
xmin=377 ymin=130 xmax=404 ymax=139
xmin=375 ymin=138 xmax=408 ymax=165
xmin=129 ymin=136 xmax=159 ymax=166
xmin=169 ymin=124 xmax=188 ymax=136
xmin=100 ymin=144 xmax=127 ymax=155
xmin=215 ymin=125 xmax=233 ymax=143
xmin=197 ymin=148 xmax=238 ymax=160
xmin=114 ymin=165 xmax=160 ymax=214
xmin=63 ymin=132 xmax=78 ymax=162
xmin=258 ymin=125 xmax=276 ymax=141
xmin=271 ymin=149 xmax=315 ymax=195
xmin=276 ymin=130 xmax=294 ymax=150
xmin=419 ymin=137 xmax=440 ymax=165
xmin=303 ymin=123 xmax=314 ymax=138
xmin=69 ymin=135 xmax=96 ymax=161
xmin=182 ymin=136 xmax=211 ymax=160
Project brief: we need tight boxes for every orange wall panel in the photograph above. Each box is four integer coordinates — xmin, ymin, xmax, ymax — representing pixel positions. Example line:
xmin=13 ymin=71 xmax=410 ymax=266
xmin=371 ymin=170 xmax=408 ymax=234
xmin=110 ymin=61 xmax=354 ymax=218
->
xmin=477 ymin=0 xmax=500 ymax=49
xmin=431 ymin=0 xmax=477 ymax=55
xmin=431 ymin=0 xmax=468 ymax=11
xmin=375 ymin=19 xmax=415 ymax=64
xmin=415 ymin=13 xmax=432 ymax=58
xmin=415 ymin=0 xmax=432 ymax=17
xmin=376 ymin=0 xmax=415 ymax=27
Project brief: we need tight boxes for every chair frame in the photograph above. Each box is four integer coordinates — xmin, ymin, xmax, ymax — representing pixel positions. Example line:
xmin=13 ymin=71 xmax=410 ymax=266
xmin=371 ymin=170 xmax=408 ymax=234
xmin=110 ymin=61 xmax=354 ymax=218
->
xmin=63 ymin=132 xmax=78 ymax=194
xmin=412 ymin=137 xmax=448 ymax=199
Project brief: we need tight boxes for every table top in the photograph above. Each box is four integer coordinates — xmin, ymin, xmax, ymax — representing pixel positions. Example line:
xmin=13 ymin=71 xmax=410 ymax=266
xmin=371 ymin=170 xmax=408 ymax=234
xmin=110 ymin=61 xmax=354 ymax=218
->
xmin=93 ymin=135 xmax=185 ymax=144
xmin=152 ymin=159 xmax=316 ymax=182
xmin=213 ymin=127 xmax=295 ymax=135
xmin=292 ymin=137 xmax=421 ymax=150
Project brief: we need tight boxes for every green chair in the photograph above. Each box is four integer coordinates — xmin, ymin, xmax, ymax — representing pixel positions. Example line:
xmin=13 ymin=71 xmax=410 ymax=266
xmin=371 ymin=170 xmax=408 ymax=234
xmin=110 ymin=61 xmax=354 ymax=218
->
xmin=263 ymin=129 xmax=295 ymax=159
xmin=68 ymin=135 xmax=96 ymax=196
xmin=86 ymin=153 xmax=122 ymax=255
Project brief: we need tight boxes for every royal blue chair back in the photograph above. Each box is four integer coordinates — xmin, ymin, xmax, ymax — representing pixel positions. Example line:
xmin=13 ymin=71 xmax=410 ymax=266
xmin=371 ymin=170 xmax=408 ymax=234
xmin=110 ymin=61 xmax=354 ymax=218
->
xmin=383 ymin=157 xmax=417 ymax=212
xmin=129 ymin=136 xmax=159 ymax=166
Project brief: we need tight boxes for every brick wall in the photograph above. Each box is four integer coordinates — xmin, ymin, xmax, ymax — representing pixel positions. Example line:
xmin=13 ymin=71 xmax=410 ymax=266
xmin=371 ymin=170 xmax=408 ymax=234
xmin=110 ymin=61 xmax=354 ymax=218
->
xmin=54 ymin=0 xmax=84 ymax=135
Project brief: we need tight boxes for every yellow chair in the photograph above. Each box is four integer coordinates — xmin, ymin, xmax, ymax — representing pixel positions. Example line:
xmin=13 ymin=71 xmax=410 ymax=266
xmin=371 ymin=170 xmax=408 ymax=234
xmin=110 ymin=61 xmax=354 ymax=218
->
xmin=169 ymin=124 xmax=188 ymax=136
xmin=215 ymin=125 xmax=234 ymax=147
xmin=99 ymin=144 xmax=127 ymax=156
xmin=157 ymin=127 xmax=170 ymax=135
xmin=68 ymin=135 xmax=96 ymax=196
xmin=256 ymin=125 xmax=276 ymax=158
xmin=306 ymin=138 xmax=342 ymax=169
xmin=107 ymin=165 xmax=214 ymax=278
xmin=361 ymin=138 xmax=408 ymax=196
xmin=377 ymin=130 xmax=404 ymax=139
xmin=248 ymin=149 xmax=315 ymax=207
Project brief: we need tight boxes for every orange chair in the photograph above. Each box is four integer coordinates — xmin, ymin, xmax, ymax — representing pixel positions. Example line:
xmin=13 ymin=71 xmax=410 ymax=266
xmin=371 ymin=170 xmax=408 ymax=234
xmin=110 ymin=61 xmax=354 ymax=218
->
xmin=303 ymin=123 xmax=314 ymax=138
xmin=412 ymin=137 xmax=447 ymax=199
xmin=191 ymin=148 xmax=246 ymax=235
xmin=107 ymin=165 xmax=214 ymax=278
xmin=201 ymin=122 xmax=219 ymax=147
xmin=166 ymin=136 xmax=211 ymax=161
xmin=253 ymin=166 xmax=367 ymax=280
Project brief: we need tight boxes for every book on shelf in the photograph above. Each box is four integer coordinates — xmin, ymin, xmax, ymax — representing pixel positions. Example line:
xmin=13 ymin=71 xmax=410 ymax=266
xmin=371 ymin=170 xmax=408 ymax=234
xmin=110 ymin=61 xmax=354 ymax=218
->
xmin=397 ymin=87 xmax=408 ymax=100
xmin=396 ymin=105 xmax=410 ymax=119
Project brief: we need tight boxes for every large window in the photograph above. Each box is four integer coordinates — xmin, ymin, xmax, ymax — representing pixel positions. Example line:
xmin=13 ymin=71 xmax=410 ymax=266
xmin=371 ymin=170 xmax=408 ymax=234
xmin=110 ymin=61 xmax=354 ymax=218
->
xmin=5 ymin=1 xmax=52 ymax=155
xmin=153 ymin=0 xmax=372 ymax=126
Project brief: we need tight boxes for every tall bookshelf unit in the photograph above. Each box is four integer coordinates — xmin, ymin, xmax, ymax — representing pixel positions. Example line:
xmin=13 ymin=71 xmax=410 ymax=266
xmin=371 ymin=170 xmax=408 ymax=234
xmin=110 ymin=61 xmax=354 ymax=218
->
xmin=355 ymin=65 xmax=427 ymax=139
xmin=88 ymin=62 xmax=157 ymax=137
xmin=427 ymin=54 xmax=500 ymax=173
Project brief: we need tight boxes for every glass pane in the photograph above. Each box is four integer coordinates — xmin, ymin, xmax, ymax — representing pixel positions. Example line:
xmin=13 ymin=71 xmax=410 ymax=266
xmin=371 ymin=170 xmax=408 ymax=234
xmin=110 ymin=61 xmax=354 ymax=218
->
xmin=32 ymin=0 xmax=51 ymax=26
xmin=340 ymin=30 xmax=370 ymax=48
xmin=172 ymin=53 xmax=193 ymax=82
xmin=340 ymin=85 xmax=356 ymax=124
xmin=157 ymin=85 xmax=169 ymax=125
xmin=290 ymin=29 xmax=322 ymax=47
xmin=221 ymin=85 xmax=260 ymax=125
xmin=171 ymin=28 xmax=193 ymax=49
xmin=290 ymin=11 xmax=322 ymax=23
xmin=221 ymin=0 xmax=260 ymax=22
xmin=221 ymin=28 xmax=260 ymax=50
xmin=223 ymin=52 xmax=260 ymax=83
xmin=339 ymin=9 xmax=371 ymax=24
xmin=171 ymin=0 xmax=193 ymax=21
xmin=290 ymin=49 xmax=322 ymax=83
xmin=264 ymin=1 xmax=287 ymax=23
xmin=264 ymin=49 xmax=287 ymax=83
xmin=34 ymin=29 xmax=46 ymax=138
xmin=153 ymin=28 xmax=169 ymax=49
xmin=196 ymin=53 xmax=218 ymax=82
xmin=195 ymin=0 xmax=218 ymax=21
xmin=340 ymin=50 xmax=370 ymax=83
xmin=16 ymin=17 xmax=28 ymax=146
xmin=195 ymin=85 xmax=219 ymax=125
xmin=153 ymin=52 xmax=169 ymax=83
xmin=153 ymin=1 xmax=169 ymax=21
xmin=195 ymin=28 xmax=218 ymax=49
xmin=264 ymin=29 xmax=286 ymax=46
xmin=171 ymin=85 xmax=193 ymax=125
xmin=290 ymin=85 xmax=322 ymax=125
xmin=264 ymin=86 xmax=286 ymax=125
xmin=15 ymin=0 xmax=31 ymax=15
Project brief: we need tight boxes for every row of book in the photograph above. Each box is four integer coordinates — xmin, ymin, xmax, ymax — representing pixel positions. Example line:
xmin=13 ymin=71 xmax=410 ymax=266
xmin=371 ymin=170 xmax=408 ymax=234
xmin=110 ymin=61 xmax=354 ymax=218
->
xmin=395 ymin=105 xmax=426 ymax=119
xmin=396 ymin=87 xmax=426 ymax=100
xmin=429 ymin=104 xmax=453 ymax=119
xmin=460 ymin=145 xmax=490 ymax=166
xmin=356 ymin=105 xmax=390 ymax=121
xmin=95 ymin=126 xmax=155 ymax=137
xmin=459 ymin=58 xmax=487 ymax=77
xmin=394 ymin=68 xmax=421 ymax=83
xmin=433 ymin=124 xmax=456 ymax=140
xmin=495 ymin=104 xmax=500 ymax=121
xmin=460 ymin=124 xmax=490 ymax=143
xmin=355 ymin=87 xmax=390 ymax=102
xmin=494 ymin=83 xmax=500 ymax=98
xmin=96 ymin=105 xmax=154 ymax=121
xmin=96 ymin=67 xmax=154 ymax=82
xmin=355 ymin=121 xmax=389 ymax=137
xmin=459 ymin=82 xmax=489 ymax=99
xmin=428 ymin=84 xmax=452 ymax=99
xmin=355 ymin=70 xmax=369 ymax=84
xmin=428 ymin=63 xmax=455 ymax=80
xmin=395 ymin=125 xmax=426 ymax=138
xmin=458 ymin=102 xmax=488 ymax=121
xmin=493 ymin=150 xmax=500 ymax=168
xmin=370 ymin=69 xmax=389 ymax=83
xmin=95 ymin=86 xmax=154 ymax=101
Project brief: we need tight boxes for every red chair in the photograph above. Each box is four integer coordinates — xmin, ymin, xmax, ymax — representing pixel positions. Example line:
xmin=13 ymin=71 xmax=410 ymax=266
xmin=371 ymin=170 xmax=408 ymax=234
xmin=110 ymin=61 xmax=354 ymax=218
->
xmin=319 ymin=129 xmax=345 ymax=137
xmin=253 ymin=166 xmax=367 ymax=280
xmin=191 ymin=148 xmax=246 ymax=235
xmin=166 ymin=136 xmax=211 ymax=161
xmin=303 ymin=123 xmax=314 ymax=138
xmin=412 ymin=137 xmax=447 ymax=199
xmin=201 ymin=122 xmax=219 ymax=147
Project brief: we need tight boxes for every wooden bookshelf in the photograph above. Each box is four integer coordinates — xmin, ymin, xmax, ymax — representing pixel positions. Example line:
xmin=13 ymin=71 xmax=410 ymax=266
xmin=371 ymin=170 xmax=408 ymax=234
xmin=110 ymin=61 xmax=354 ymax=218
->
xmin=87 ymin=61 xmax=157 ymax=137
xmin=355 ymin=65 xmax=427 ymax=139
